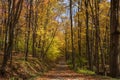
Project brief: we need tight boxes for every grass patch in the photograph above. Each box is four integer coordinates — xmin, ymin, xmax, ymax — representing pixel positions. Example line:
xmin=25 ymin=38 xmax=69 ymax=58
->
xmin=76 ymin=68 xmax=95 ymax=75
xmin=76 ymin=68 xmax=119 ymax=80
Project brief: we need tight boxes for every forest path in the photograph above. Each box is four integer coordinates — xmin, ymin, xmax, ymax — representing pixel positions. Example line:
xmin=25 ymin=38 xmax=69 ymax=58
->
xmin=36 ymin=58 xmax=101 ymax=80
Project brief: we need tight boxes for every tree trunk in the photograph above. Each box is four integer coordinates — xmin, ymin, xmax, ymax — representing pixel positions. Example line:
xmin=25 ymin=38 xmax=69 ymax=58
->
xmin=94 ymin=0 xmax=100 ymax=73
xmin=110 ymin=0 xmax=120 ymax=77
xmin=1 ymin=0 xmax=23 ymax=75
xmin=77 ymin=0 xmax=82 ymax=67
xmin=85 ymin=0 xmax=93 ymax=70
xmin=65 ymin=26 xmax=68 ymax=61
xmin=25 ymin=0 xmax=33 ymax=61
xmin=70 ymin=0 xmax=75 ymax=69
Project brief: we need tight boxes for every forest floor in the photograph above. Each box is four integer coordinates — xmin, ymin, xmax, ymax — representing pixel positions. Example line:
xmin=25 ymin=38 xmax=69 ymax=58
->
xmin=35 ymin=59 xmax=111 ymax=80
xmin=0 ymin=53 xmax=117 ymax=80
xmin=0 ymin=52 xmax=51 ymax=80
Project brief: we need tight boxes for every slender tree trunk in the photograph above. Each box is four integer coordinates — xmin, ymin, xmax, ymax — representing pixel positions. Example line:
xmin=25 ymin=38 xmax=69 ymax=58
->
xmin=65 ymin=26 xmax=68 ymax=61
xmin=70 ymin=0 xmax=75 ymax=69
xmin=25 ymin=0 xmax=33 ymax=61
xmin=77 ymin=0 xmax=82 ymax=67
xmin=32 ymin=3 xmax=38 ymax=57
xmin=94 ymin=0 xmax=100 ymax=73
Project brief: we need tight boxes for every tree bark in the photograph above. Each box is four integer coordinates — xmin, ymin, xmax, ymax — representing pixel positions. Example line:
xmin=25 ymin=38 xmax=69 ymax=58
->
xmin=77 ymin=0 xmax=82 ymax=67
xmin=110 ymin=0 xmax=120 ymax=77
xmin=70 ymin=0 xmax=75 ymax=69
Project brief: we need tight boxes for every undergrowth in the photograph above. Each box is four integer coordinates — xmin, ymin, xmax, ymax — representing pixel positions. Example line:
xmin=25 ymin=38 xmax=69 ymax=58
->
xmin=1 ymin=57 xmax=52 ymax=80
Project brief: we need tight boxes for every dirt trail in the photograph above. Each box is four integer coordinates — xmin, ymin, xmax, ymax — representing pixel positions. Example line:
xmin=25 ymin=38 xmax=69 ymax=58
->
xmin=36 ymin=59 xmax=101 ymax=80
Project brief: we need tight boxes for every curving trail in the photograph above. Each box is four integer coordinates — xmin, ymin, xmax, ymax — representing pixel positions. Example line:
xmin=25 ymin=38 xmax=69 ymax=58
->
xmin=36 ymin=60 xmax=102 ymax=80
